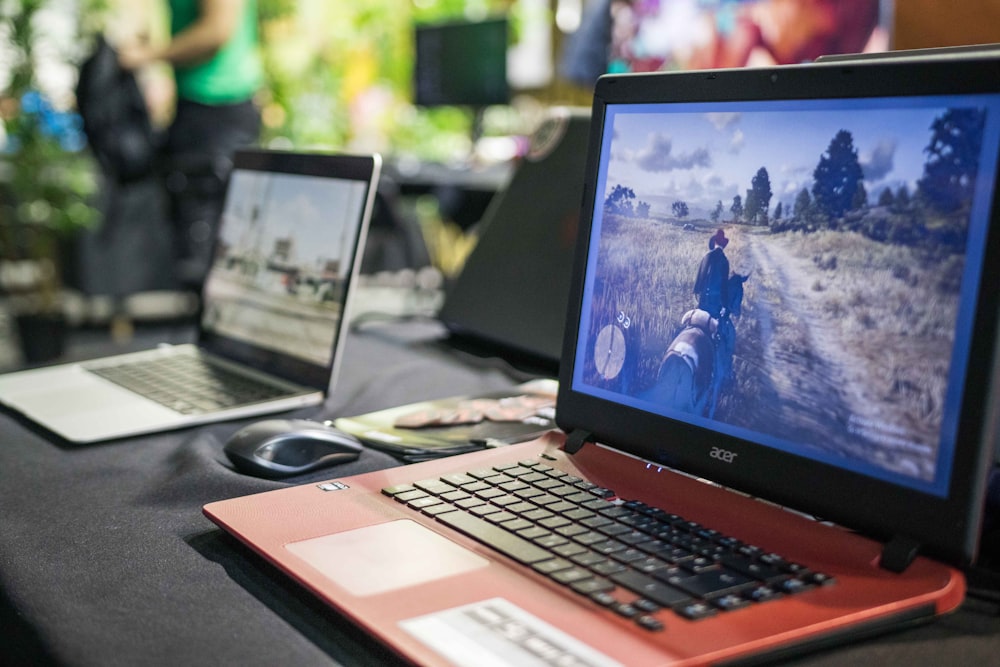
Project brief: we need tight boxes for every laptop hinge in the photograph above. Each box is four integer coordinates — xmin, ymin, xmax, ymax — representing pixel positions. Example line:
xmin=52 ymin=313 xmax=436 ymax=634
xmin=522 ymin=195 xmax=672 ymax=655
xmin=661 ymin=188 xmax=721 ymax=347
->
xmin=879 ymin=534 xmax=921 ymax=573
xmin=564 ymin=429 xmax=593 ymax=455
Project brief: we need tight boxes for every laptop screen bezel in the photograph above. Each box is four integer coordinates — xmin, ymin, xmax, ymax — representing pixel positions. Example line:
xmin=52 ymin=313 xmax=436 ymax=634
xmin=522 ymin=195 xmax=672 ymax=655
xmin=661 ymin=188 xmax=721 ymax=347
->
xmin=197 ymin=149 xmax=381 ymax=392
xmin=557 ymin=57 xmax=1000 ymax=566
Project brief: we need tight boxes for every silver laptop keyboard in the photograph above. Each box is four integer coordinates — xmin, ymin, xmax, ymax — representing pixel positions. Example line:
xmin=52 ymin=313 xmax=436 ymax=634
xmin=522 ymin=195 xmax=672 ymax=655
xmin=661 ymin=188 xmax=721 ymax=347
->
xmin=383 ymin=459 xmax=835 ymax=631
xmin=88 ymin=355 xmax=289 ymax=415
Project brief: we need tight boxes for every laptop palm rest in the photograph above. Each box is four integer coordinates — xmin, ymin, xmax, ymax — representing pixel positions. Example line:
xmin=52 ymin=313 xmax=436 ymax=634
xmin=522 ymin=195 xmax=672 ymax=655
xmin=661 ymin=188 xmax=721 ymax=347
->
xmin=286 ymin=520 xmax=488 ymax=597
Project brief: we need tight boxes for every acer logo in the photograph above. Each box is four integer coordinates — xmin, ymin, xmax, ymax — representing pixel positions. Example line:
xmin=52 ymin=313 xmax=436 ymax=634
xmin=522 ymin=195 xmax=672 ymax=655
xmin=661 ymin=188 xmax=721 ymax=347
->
xmin=710 ymin=447 xmax=738 ymax=463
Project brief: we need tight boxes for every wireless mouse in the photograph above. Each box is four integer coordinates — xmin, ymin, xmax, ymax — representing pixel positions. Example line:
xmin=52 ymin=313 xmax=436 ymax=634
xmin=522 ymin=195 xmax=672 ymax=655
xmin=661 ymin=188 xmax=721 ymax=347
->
xmin=223 ymin=418 xmax=363 ymax=478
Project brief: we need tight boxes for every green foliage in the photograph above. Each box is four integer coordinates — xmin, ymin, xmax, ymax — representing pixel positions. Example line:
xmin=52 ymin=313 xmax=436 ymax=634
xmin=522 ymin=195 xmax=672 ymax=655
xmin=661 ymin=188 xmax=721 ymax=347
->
xmin=605 ymin=184 xmax=636 ymax=216
xmin=743 ymin=187 xmax=757 ymax=224
xmin=730 ymin=194 xmax=742 ymax=221
xmin=812 ymin=129 xmax=864 ymax=221
xmin=793 ymin=187 xmax=812 ymax=218
xmin=257 ymin=0 xmax=513 ymax=155
xmin=851 ymin=180 xmax=868 ymax=211
xmin=258 ymin=0 xmax=296 ymax=22
xmin=894 ymin=185 xmax=911 ymax=211
xmin=603 ymin=184 xmax=655 ymax=220
xmin=771 ymin=115 xmax=973 ymax=255
xmin=0 ymin=0 xmax=108 ymax=310
xmin=749 ymin=166 xmax=772 ymax=225
xmin=1 ymin=0 xmax=107 ymax=237
xmin=918 ymin=108 xmax=985 ymax=213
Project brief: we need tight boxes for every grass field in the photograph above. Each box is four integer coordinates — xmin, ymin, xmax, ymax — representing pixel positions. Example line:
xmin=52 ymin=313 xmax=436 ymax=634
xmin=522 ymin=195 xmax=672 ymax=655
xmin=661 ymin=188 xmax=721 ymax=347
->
xmin=582 ymin=212 xmax=963 ymax=481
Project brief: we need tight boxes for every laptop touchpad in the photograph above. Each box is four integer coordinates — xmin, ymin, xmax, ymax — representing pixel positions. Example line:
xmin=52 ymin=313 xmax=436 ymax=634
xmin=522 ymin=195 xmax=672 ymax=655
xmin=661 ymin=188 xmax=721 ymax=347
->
xmin=286 ymin=519 xmax=489 ymax=597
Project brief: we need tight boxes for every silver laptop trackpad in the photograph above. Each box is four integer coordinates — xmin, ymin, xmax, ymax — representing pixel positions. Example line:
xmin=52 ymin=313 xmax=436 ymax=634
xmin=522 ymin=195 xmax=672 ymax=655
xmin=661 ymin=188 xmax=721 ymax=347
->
xmin=286 ymin=519 xmax=489 ymax=597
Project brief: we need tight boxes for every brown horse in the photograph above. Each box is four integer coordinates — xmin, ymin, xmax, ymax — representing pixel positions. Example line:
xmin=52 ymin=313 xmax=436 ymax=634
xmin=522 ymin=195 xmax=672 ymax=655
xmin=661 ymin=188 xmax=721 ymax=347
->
xmin=646 ymin=273 xmax=748 ymax=418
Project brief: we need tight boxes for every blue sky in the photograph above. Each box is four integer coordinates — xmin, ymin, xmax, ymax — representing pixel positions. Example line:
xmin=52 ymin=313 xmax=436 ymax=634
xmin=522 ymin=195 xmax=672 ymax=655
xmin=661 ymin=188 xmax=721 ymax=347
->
xmin=604 ymin=97 xmax=987 ymax=218
xmin=220 ymin=170 xmax=367 ymax=275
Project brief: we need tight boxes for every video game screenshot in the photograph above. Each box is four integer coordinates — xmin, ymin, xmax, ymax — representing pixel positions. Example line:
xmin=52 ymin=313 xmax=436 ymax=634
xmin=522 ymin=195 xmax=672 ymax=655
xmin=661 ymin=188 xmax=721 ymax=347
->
xmin=574 ymin=94 xmax=1000 ymax=496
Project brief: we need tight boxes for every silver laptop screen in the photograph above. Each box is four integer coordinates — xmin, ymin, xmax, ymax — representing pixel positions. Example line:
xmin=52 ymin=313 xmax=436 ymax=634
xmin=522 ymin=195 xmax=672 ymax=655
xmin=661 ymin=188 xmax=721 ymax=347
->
xmin=201 ymin=168 xmax=370 ymax=368
xmin=571 ymin=93 xmax=1000 ymax=498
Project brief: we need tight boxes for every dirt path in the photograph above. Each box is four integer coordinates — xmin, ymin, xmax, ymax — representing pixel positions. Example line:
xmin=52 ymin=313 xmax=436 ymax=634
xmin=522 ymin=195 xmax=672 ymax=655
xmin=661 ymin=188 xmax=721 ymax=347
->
xmin=734 ymin=229 xmax=932 ymax=479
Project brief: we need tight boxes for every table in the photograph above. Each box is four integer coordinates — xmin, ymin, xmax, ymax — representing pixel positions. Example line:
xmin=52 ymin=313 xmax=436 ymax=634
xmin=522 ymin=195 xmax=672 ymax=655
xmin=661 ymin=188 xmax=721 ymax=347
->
xmin=1 ymin=318 xmax=997 ymax=666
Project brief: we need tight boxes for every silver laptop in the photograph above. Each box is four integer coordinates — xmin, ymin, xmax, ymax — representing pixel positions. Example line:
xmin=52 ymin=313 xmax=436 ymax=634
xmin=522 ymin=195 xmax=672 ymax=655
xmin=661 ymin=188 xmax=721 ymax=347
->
xmin=0 ymin=149 xmax=381 ymax=443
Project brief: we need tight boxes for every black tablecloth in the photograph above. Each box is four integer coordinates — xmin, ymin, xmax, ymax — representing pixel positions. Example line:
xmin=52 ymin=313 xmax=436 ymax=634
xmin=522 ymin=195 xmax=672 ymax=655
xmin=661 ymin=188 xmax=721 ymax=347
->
xmin=1 ymin=319 xmax=997 ymax=666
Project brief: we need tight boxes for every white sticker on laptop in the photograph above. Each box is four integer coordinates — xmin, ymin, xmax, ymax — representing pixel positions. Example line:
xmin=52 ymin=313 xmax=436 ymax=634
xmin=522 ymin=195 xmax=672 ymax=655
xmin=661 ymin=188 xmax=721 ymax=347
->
xmin=400 ymin=598 xmax=622 ymax=667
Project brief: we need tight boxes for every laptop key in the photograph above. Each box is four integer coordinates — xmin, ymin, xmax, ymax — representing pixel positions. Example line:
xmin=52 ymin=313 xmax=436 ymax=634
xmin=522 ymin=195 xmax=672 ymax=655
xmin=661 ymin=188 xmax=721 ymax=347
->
xmin=551 ymin=567 xmax=594 ymax=586
xmin=533 ymin=558 xmax=574 ymax=575
xmin=380 ymin=484 xmax=416 ymax=497
xmin=611 ymin=602 xmax=641 ymax=618
xmin=611 ymin=570 xmax=694 ymax=609
xmin=714 ymin=594 xmax=751 ymax=611
xmin=779 ymin=578 xmax=815 ymax=595
xmin=746 ymin=585 xmax=782 ymax=603
xmin=667 ymin=569 xmax=755 ymax=600
xmin=437 ymin=510 xmax=552 ymax=565
xmin=636 ymin=614 xmax=665 ymax=631
xmin=421 ymin=504 xmax=457 ymax=517
xmin=677 ymin=602 xmax=718 ymax=620
xmin=719 ymin=553 xmax=789 ymax=584
xmin=570 ymin=577 xmax=615 ymax=595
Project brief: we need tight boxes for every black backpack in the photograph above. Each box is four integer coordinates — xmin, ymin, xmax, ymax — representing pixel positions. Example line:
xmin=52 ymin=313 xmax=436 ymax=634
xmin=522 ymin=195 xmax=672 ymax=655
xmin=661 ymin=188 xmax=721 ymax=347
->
xmin=75 ymin=35 xmax=160 ymax=182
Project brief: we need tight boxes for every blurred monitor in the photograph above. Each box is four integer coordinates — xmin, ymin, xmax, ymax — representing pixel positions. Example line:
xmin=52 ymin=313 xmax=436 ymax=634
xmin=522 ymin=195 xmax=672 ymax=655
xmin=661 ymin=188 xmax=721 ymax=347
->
xmin=610 ymin=0 xmax=892 ymax=73
xmin=562 ymin=0 xmax=893 ymax=86
xmin=414 ymin=17 xmax=510 ymax=108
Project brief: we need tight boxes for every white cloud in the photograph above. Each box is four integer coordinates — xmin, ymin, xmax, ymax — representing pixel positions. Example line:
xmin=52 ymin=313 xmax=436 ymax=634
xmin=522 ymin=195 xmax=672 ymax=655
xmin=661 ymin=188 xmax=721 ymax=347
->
xmin=636 ymin=132 xmax=712 ymax=172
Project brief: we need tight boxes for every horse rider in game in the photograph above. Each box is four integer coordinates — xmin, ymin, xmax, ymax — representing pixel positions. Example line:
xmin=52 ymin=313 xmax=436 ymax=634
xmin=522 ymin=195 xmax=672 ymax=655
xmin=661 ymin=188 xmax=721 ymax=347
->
xmin=694 ymin=228 xmax=731 ymax=319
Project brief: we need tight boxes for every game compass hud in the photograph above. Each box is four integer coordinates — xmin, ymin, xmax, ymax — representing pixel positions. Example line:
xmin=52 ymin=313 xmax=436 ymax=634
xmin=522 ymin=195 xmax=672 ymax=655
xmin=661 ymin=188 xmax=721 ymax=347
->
xmin=201 ymin=168 xmax=369 ymax=368
xmin=574 ymin=93 xmax=1000 ymax=499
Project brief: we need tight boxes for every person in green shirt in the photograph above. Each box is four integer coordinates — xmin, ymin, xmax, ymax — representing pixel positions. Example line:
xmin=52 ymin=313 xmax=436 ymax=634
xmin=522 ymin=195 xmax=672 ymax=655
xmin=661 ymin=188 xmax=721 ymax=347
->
xmin=120 ymin=0 xmax=262 ymax=290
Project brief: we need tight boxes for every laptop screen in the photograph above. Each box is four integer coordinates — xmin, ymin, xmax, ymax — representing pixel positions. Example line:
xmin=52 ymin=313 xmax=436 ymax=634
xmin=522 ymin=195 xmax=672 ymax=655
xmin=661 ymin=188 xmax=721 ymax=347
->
xmin=574 ymin=91 xmax=1000 ymax=495
xmin=199 ymin=150 xmax=379 ymax=390
xmin=569 ymin=85 xmax=1000 ymax=501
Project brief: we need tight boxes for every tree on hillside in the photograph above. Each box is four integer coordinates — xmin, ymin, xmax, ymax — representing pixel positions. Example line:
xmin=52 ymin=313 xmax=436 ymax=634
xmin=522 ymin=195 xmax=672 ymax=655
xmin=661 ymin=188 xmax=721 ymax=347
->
xmin=894 ymin=185 xmax=911 ymax=211
xmin=793 ymin=187 xmax=812 ymax=219
xmin=918 ymin=108 xmax=986 ymax=212
xmin=812 ymin=129 xmax=865 ymax=220
xmin=743 ymin=188 xmax=757 ymax=225
xmin=604 ymin=184 xmax=636 ymax=216
xmin=852 ymin=180 xmax=868 ymax=211
xmin=750 ymin=167 xmax=773 ymax=225
xmin=730 ymin=194 xmax=743 ymax=222
xmin=711 ymin=200 xmax=723 ymax=223
xmin=671 ymin=200 xmax=689 ymax=218
xmin=637 ymin=201 xmax=651 ymax=218
xmin=773 ymin=201 xmax=783 ymax=223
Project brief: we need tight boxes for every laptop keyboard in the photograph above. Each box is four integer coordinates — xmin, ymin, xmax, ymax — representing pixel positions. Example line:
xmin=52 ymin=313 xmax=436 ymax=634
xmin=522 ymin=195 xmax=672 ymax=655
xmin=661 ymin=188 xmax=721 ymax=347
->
xmin=382 ymin=459 xmax=835 ymax=631
xmin=87 ymin=354 xmax=290 ymax=415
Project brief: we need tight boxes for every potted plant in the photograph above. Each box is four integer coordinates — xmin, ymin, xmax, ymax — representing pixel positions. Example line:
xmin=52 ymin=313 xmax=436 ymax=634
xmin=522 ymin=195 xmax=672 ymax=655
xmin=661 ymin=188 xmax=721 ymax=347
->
xmin=1 ymin=0 xmax=106 ymax=362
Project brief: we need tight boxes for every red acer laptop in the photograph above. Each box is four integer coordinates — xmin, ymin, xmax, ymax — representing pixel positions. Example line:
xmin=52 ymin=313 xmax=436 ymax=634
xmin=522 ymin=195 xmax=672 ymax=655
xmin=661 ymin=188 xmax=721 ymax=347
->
xmin=205 ymin=54 xmax=1000 ymax=665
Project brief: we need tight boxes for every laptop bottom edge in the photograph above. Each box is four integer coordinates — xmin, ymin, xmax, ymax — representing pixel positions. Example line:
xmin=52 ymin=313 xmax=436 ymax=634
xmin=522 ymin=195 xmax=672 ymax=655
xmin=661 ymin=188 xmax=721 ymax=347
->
xmin=204 ymin=434 xmax=965 ymax=666
xmin=720 ymin=602 xmax=938 ymax=666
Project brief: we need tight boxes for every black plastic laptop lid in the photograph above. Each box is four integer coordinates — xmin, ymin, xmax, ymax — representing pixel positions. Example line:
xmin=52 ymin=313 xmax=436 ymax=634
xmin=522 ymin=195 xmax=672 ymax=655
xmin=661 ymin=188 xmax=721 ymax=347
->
xmin=557 ymin=55 xmax=1000 ymax=566
xmin=439 ymin=109 xmax=590 ymax=370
